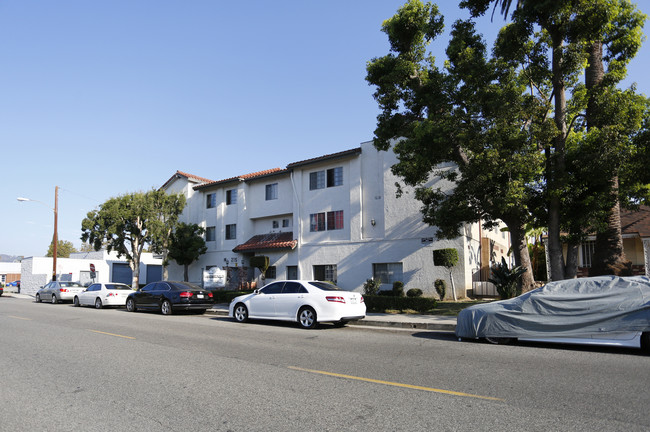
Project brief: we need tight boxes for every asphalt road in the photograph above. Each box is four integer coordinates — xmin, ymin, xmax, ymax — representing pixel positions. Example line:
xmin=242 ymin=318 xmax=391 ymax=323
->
xmin=1 ymin=296 xmax=648 ymax=431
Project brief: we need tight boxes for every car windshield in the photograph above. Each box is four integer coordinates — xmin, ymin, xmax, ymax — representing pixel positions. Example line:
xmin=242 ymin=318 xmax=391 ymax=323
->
xmin=106 ymin=284 xmax=131 ymax=290
xmin=308 ymin=281 xmax=343 ymax=291
xmin=60 ymin=282 xmax=83 ymax=287
xmin=169 ymin=282 xmax=201 ymax=291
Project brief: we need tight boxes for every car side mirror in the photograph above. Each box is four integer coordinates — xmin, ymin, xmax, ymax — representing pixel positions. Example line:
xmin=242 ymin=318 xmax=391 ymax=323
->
xmin=254 ymin=289 xmax=260 ymax=294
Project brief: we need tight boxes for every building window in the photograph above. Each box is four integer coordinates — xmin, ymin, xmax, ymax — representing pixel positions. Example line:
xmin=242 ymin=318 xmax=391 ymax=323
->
xmin=327 ymin=167 xmax=343 ymax=187
xmin=287 ymin=266 xmax=298 ymax=280
xmin=206 ymin=193 xmax=216 ymax=209
xmin=282 ymin=219 xmax=290 ymax=228
xmin=326 ymin=210 xmax=344 ymax=230
xmin=205 ymin=226 xmax=216 ymax=242
xmin=310 ymin=167 xmax=343 ymax=190
xmin=226 ymin=189 xmax=237 ymax=205
xmin=225 ymin=224 xmax=236 ymax=240
xmin=313 ymin=265 xmax=337 ymax=284
xmin=265 ymin=266 xmax=276 ymax=279
xmin=310 ymin=171 xmax=325 ymax=190
xmin=272 ymin=220 xmax=279 ymax=229
xmin=581 ymin=240 xmax=595 ymax=267
xmin=373 ymin=263 xmax=403 ymax=285
xmin=310 ymin=213 xmax=326 ymax=232
xmin=266 ymin=183 xmax=278 ymax=200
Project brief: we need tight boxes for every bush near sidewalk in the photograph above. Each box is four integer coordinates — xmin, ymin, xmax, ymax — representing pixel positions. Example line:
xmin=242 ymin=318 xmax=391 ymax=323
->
xmin=364 ymin=295 xmax=436 ymax=314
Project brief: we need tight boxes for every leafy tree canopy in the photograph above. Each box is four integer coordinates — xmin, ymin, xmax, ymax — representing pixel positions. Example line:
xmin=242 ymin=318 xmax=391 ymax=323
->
xmin=46 ymin=240 xmax=77 ymax=258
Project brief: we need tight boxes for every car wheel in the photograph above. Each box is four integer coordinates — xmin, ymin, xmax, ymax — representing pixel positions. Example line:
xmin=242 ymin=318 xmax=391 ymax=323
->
xmin=73 ymin=296 xmax=80 ymax=307
xmin=126 ymin=298 xmax=136 ymax=312
xmin=161 ymin=300 xmax=173 ymax=315
xmin=95 ymin=298 xmax=103 ymax=309
xmin=641 ymin=332 xmax=650 ymax=354
xmin=51 ymin=294 xmax=58 ymax=304
xmin=298 ymin=306 xmax=317 ymax=329
xmin=485 ymin=337 xmax=517 ymax=345
xmin=36 ymin=294 xmax=41 ymax=303
xmin=233 ymin=303 xmax=248 ymax=323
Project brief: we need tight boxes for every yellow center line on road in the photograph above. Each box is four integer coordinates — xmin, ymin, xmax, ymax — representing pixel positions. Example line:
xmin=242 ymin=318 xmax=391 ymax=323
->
xmin=88 ymin=330 xmax=136 ymax=340
xmin=8 ymin=315 xmax=32 ymax=320
xmin=288 ymin=366 xmax=503 ymax=402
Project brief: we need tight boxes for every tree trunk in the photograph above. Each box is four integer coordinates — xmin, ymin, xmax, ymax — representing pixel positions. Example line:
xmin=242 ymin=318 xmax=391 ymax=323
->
xmin=547 ymin=31 xmax=568 ymax=281
xmin=183 ymin=264 xmax=189 ymax=282
xmin=585 ymin=41 xmax=630 ymax=276
xmin=564 ymin=243 xmax=579 ymax=279
xmin=509 ymin=222 xmax=535 ymax=292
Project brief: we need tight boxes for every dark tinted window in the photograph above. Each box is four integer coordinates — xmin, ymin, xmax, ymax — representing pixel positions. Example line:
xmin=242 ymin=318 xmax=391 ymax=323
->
xmin=169 ymin=282 xmax=201 ymax=291
xmin=308 ymin=281 xmax=343 ymax=291
xmin=155 ymin=283 xmax=171 ymax=291
xmin=141 ymin=283 xmax=156 ymax=292
xmin=282 ymin=282 xmax=306 ymax=294
xmin=260 ymin=282 xmax=283 ymax=294
xmin=106 ymin=284 xmax=131 ymax=290
xmin=88 ymin=284 xmax=99 ymax=291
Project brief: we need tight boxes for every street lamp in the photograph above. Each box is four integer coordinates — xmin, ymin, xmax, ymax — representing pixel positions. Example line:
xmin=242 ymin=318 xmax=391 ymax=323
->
xmin=17 ymin=186 xmax=59 ymax=281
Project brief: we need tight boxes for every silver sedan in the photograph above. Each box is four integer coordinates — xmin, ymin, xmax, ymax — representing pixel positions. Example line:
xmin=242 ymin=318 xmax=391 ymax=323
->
xmin=36 ymin=281 xmax=86 ymax=304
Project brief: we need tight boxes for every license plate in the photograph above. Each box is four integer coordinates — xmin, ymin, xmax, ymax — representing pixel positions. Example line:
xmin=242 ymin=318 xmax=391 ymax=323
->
xmin=350 ymin=298 xmax=357 ymax=304
xmin=197 ymin=294 xmax=204 ymax=299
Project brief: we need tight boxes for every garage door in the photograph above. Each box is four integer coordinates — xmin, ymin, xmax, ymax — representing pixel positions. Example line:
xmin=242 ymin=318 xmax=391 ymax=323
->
xmin=112 ymin=263 xmax=132 ymax=285
xmin=146 ymin=265 xmax=162 ymax=284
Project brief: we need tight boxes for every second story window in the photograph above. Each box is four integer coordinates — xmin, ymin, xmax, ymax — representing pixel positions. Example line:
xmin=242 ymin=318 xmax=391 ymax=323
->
xmin=310 ymin=167 xmax=343 ymax=190
xmin=205 ymin=226 xmax=216 ymax=241
xmin=310 ymin=211 xmax=344 ymax=232
xmin=226 ymin=189 xmax=237 ymax=205
xmin=310 ymin=213 xmax=325 ymax=232
xmin=266 ymin=183 xmax=278 ymax=200
xmin=206 ymin=193 xmax=216 ymax=209
xmin=226 ymin=224 xmax=237 ymax=240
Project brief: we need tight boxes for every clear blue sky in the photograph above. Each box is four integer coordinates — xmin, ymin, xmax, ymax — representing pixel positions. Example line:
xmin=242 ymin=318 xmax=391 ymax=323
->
xmin=2 ymin=1 xmax=649 ymax=258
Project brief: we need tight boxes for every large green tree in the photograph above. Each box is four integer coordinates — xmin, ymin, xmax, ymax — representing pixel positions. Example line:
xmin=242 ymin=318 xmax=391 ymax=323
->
xmin=462 ymin=0 xmax=648 ymax=280
xmin=148 ymin=190 xmax=187 ymax=280
xmin=168 ymin=223 xmax=207 ymax=282
xmin=81 ymin=190 xmax=185 ymax=288
xmin=367 ymin=0 xmax=547 ymax=291
xmin=46 ymin=240 xmax=77 ymax=258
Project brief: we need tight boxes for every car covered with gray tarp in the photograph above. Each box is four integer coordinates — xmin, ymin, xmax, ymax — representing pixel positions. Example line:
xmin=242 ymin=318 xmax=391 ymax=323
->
xmin=456 ymin=276 xmax=650 ymax=351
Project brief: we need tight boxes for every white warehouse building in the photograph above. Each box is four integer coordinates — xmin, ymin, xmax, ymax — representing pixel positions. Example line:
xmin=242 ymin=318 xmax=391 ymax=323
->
xmin=162 ymin=141 xmax=510 ymax=298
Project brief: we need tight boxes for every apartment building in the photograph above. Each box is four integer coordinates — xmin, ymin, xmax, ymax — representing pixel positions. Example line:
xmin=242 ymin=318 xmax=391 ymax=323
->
xmin=161 ymin=141 xmax=510 ymax=297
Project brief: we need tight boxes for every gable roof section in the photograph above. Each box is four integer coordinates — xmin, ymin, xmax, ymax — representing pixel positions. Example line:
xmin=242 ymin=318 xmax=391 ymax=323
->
xmin=232 ymin=232 xmax=297 ymax=253
xmin=194 ymin=168 xmax=286 ymax=191
xmin=286 ymin=147 xmax=362 ymax=169
xmin=621 ymin=206 xmax=650 ymax=238
xmin=161 ymin=170 xmax=214 ymax=190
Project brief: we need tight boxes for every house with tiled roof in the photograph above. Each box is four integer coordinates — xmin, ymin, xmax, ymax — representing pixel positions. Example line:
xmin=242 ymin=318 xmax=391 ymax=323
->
xmin=161 ymin=141 xmax=510 ymax=296
xmin=574 ymin=206 xmax=650 ymax=277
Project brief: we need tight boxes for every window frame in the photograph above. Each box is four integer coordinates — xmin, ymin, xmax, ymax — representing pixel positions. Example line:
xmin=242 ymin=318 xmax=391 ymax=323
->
xmin=265 ymin=183 xmax=278 ymax=201
xmin=206 ymin=193 xmax=216 ymax=209
xmin=225 ymin=224 xmax=237 ymax=240
xmin=226 ymin=189 xmax=237 ymax=205
xmin=205 ymin=226 xmax=216 ymax=242
xmin=372 ymin=262 xmax=404 ymax=285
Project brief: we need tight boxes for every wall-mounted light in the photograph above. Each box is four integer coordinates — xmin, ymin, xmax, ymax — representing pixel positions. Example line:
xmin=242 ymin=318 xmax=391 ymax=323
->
xmin=371 ymin=219 xmax=376 ymax=226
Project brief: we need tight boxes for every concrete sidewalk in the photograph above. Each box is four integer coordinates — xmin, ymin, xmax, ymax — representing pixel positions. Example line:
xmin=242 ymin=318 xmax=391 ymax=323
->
xmin=2 ymin=292 xmax=457 ymax=332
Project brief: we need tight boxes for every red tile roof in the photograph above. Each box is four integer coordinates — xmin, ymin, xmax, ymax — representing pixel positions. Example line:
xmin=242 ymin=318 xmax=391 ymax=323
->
xmin=194 ymin=168 xmax=287 ymax=190
xmin=232 ymin=232 xmax=297 ymax=253
xmin=161 ymin=170 xmax=214 ymax=190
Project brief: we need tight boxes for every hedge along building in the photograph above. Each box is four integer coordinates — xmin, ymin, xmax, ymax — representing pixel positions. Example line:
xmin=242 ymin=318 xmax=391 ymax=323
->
xmin=161 ymin=141 xmax=511 ymax=298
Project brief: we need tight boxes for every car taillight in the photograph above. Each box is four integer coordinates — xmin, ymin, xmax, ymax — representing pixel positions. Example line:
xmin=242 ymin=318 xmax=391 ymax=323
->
xmin=326 ymin=296 xmax=346 ymax=303
xmin=360 ymin=295 xmax=364 ymax=303
xmin=59 ymin=288 xmax=68 ymax=292
xmin=107 ymin=292 xmax=115 ymax=297
xmin=179 ymin=291 xmax=193 ymax=298
xmin=208 ymin=292 xmax=213 ymax=298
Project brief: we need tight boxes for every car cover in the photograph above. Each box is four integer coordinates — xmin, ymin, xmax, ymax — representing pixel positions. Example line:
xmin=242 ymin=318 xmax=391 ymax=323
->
xmin=456 ymin=276 xmax=650 ymax=339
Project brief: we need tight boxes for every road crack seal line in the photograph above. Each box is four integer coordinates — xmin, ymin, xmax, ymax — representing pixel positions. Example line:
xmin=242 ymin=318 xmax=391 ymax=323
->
xmin=288 ymin=366 xmax=503 ymax=402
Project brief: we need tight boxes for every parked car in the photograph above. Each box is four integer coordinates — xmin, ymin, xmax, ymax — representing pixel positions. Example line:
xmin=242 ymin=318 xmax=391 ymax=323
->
xmin=456 ymin=276 xmax=650 ymax=352
xmin=74 ymin=283 xmax=135 ymax=309
xmin=125 ymin=281 xmax=214 ymax=315
xmin=0 ymin=285 xmax=3 ymax=296
xmin=229 ymin=280 xmax=366 ymax=329
xmin=36 ymin=281 xmax=86 ymax=304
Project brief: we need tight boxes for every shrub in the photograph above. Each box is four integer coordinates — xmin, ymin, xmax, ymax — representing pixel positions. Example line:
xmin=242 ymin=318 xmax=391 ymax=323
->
xmin=363 ymin=295 xmax=436 ymax=313
xmin=489 ymin=257 xmax=527 ymax=299
xmin=392 ymin=281 xmax=405 ymax=297
xmin=363 ymin=278 xmax=381 ymax=296
xmin=434 ymin=279 xmax=447 ymax=300
xmin=406 ymin=288 xmax=423 ymax=298
xmin=433 ymin=248 xmax=459 ymax=268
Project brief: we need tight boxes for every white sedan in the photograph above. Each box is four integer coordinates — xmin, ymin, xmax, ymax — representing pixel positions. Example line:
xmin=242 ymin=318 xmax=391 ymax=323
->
xmin=229 ymin=280 xmax=366 ymax=329
xmin=74 ymin=283 xmax=135 ymax=309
